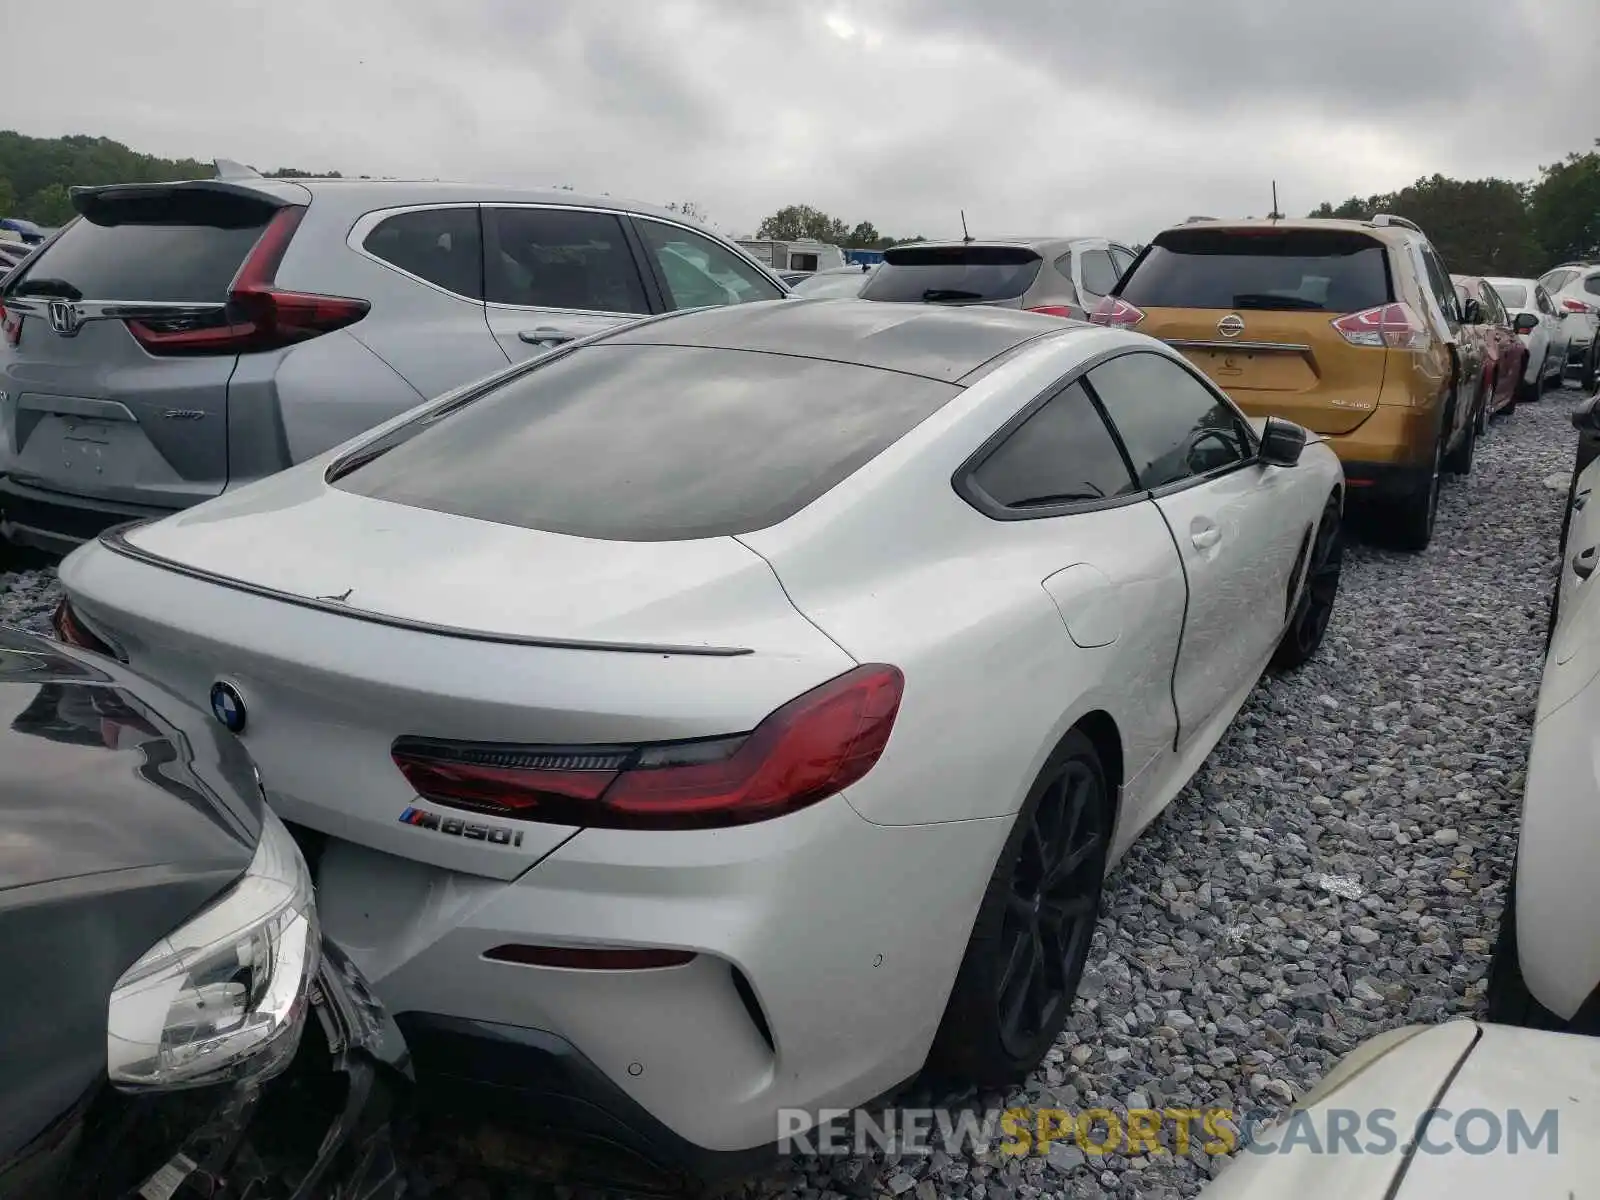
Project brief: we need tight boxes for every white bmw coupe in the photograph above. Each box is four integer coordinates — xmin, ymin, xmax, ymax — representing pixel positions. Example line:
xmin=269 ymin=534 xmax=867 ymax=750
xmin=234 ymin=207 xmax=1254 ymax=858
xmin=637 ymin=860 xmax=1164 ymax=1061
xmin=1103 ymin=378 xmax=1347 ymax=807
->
xmin=54 ymin=299 xmax=1344 ymax=1176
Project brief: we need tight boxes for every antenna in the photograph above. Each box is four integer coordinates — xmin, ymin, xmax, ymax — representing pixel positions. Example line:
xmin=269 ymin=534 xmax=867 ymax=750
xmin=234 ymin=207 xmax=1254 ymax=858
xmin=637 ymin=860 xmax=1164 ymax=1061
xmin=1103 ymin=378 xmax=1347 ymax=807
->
xmin=213 ymin=158 xmax=261 ymax=181
xmin=1269 ymin=180 xmax=1283 ymax=222
xmin=960 ymin=209 xmax=972 ymax=244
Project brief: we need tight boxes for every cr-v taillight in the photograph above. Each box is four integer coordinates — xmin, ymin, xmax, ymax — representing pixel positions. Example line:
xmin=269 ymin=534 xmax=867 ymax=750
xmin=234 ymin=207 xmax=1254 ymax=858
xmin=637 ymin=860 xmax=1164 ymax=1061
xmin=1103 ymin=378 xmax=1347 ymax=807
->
xmin=391 ymin=664 xmax=905 ymax=831
xmin=127 ymin=206 xmax=369 ymax=356
xmin=1089 ymin=296 xmax=1145 ymax=327
xmin=1562 ymin=297 xmax=1597 ymax=315
xmin=1330 ymin=301 xmax=1431 ymax=351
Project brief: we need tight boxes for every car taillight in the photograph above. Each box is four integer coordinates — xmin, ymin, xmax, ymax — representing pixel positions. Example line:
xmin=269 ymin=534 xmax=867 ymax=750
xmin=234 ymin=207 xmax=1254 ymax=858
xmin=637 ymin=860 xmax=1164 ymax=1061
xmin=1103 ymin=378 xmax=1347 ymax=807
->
xmin=0 ymin=299 xmax=19 ymax=348
xmin=1562 ymin=298 xmax=1596 ymax=315
xmin=1330 ymin=302 xmax=1430 ymax=351
xmin=1089 ymin=296 xmax=1144 ymax=327
xmin=52 ymin=597 xmax=119 ymax=658
xmin=127 ymin=207 xmax=369 ymax=357
xmin=1027 ymin=305 xmax=1078 ymax=319
xmin=391 ymin=663 xmax=905 ymax=831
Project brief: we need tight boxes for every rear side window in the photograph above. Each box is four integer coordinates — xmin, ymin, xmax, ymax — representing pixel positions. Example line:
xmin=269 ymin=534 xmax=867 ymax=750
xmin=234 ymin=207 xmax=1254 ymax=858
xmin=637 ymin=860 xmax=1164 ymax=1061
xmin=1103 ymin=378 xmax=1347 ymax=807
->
xmin=1120 ymin=228 xmax=1392 ymax=314
xmin=1494 ymin=282 xmax=1528 ymax=307
xmin=1542 ymin=269 xmax=1575 ymax=292
xmin=485 ymin=208 xmax=648 ymax=314
xmin=335 ymin=344 xmax=959 ymax=541
xmin=1537 ymin=287 xmax=1556 ymax=315
xmin=970 ymin=381 xmax=1137 ymax=510
xmin=1110 ymin=245 xmax=1136 ymax=276
xmin=1585 ymin=274 xmax=1600 ymax=298
xmin=363 ymin=207 xmax=483 ymax=299
xmin=6 ymin=189 xmax=275 ymax=302
xmin=862 ymin=245 xmax=1043 ymax=303
xmin=1080 ymin=249 xmax=1118 ymax=296
xmin=634 ymin=220 xmax=783 ymax=310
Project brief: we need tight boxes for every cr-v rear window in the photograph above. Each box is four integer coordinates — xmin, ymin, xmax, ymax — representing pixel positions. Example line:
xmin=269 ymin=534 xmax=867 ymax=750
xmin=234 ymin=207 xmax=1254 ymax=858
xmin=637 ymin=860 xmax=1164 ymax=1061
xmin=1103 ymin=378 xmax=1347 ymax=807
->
xmin=333 ymin=344 xmax=961 ymax=541
xmin=1120 ymin=228 xmax=1393 ymax=314
xmin=861 ymin=244 xmax=1043 ymax=303
xmin=4 ymin=188 xmax=277 ymax=303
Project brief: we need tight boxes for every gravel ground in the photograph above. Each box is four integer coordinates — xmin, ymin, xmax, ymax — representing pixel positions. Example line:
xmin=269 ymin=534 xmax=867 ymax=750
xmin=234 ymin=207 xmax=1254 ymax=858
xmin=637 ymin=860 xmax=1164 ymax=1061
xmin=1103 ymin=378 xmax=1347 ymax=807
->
xmin=0 ymin=387 xmax=1582 ymax=1199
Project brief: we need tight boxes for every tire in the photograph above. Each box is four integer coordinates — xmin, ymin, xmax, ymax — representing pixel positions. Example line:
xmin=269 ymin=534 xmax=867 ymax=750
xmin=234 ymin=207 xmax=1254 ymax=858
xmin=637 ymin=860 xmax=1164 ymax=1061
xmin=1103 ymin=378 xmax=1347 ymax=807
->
xmin=1583 ymin=341 xmax=1599 ymax=395
xmin=1272 ymin=495 xmax=1343 ymax=671
xmin=1443 ymin=406 xmax=1476 ymax=475
xmin=1486 ymin=881 xmax=1567 ymax=1031
xmin=1391 ymin=431 xmax=1442 ymax=553
xmin=925 ymin=729 xmax=1112 ymax=1086
xmin=1474 ymin=377 xmax=1493 ymax=435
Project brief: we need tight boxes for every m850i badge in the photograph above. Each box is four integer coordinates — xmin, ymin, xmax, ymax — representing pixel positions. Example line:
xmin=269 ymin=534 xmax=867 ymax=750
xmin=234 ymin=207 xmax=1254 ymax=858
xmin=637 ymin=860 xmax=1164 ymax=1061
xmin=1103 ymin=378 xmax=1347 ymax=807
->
xmin=399 ymin=806 xmax=525 ymax=847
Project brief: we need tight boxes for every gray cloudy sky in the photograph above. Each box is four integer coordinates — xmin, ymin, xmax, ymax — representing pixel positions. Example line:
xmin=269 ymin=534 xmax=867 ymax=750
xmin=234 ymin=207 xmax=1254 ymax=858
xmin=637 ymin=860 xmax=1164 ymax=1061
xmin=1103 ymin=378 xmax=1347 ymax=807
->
xmin=8 ymin=0 xmax=1597 ymax=242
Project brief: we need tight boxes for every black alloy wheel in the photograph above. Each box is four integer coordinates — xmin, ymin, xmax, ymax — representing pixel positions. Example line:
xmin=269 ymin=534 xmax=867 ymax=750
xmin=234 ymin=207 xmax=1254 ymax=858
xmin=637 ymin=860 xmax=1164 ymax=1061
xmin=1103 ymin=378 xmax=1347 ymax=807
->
xmin=1273 ymin=495 xmax=1343 ymax=670
xmin=995 ymin=756 xmax=1107 ymax=1059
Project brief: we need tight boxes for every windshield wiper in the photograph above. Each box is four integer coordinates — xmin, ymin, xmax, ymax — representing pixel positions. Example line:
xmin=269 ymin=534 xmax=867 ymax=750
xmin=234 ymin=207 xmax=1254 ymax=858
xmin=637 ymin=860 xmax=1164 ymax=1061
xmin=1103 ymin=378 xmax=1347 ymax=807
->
xmin=1231 ymin=293 xmax=1323 ymax=311
xmin=12 ymin=277 xmax=82 ymax=300
xmin=922 ymin=288 xmax=984 ymax=302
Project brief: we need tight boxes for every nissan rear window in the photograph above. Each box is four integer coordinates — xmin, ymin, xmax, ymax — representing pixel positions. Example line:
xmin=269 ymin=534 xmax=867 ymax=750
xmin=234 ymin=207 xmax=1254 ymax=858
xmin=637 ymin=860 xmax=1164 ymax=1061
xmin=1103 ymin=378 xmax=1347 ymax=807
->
xmin=1492 ymin=282 xmax=1527 ymax=307
xmin=1119 ymin=229 xmax=1392 ymax=313
xmin=334 ymin=344 xmax=961 ymax=541
xmin=861 ymin=245 xmax=1043 ymax=303
xmin=5 ymin=189 xmax=277 ymax=303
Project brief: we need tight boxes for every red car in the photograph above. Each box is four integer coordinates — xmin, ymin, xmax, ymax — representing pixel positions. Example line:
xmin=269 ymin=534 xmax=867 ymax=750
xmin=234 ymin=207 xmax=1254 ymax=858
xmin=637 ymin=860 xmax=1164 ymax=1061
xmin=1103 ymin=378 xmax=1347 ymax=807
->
xmin=1454 ymin=275 xmax=1529 ymax=423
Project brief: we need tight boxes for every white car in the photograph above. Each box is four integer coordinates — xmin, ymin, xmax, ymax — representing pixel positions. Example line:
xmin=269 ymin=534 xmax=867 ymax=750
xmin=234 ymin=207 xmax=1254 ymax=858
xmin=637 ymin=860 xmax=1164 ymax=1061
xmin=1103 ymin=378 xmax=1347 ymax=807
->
xmin=788 ymin=265 xmax=876 ymax=298
xmin=1486 ymin=444 xmax=1600 ymax=1032
xmin=53 ymin=299 xmax=1344 ymax=1176
xmin=1537 ymin=262 xmax=1600 ymax=388
xmin=1202 ymin=1020 xmax=1597 ymax=1198
xmin=1481 ymin=276 xmax=1569 ymax=397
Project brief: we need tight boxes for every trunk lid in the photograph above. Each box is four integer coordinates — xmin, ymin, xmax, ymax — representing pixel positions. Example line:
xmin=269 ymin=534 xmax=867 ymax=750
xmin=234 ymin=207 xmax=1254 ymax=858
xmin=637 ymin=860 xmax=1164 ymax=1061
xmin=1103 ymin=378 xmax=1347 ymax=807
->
xmin=0 ymin=181 xmax=298 ymax=508
xmin=1121 ymin=225 xmax=1394 ymax=435
xmin=860 ymin=242 xmax=1042 ymax=310
xmin=69 ymin=482 xmax=855 ymax=882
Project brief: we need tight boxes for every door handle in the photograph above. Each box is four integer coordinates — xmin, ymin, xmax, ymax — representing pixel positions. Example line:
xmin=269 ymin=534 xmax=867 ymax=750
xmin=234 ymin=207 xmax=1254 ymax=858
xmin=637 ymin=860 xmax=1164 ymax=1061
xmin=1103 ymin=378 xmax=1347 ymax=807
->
xmin=1576 ymin=488 xmax=1591 ymax=513
xmin=518 ymin=328 xmax=575 ymax=346
xmin=1574 ymin=546 xmax=1597 ymax=580
xmin=1191 ymin=527 xmax=1221 ymax=550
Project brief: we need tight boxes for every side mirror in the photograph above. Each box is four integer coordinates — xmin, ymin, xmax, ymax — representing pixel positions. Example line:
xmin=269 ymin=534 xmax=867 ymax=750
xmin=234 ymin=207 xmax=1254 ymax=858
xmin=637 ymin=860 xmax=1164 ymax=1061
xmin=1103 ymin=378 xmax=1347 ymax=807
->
xmin=1514 ymin=313 xmax=1539 ymax=334
xmin=1259 ymin=416 xmax=1307 ymax=468
xmin=1461 ymin=298 xmax=1483 ymax=325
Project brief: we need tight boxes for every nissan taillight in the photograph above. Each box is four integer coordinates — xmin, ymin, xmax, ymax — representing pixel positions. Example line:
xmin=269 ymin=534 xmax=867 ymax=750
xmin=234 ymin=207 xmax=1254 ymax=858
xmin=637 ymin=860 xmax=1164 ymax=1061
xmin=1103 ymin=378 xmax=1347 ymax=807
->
xmin=127 ymin=206 xmax=369 ymax=356
xmin=391 ymin=664 xmax=905 ymax=831
xmin=1089 ymin=296 xmax=1144 ymax=327
xmin=1027 ymin=305 xmax=1078 ymax=319
xmin=1331 ymin=302 xmax=1431 ymax=351
xmin=1562 ymin=298 xmax=1596 ymax=315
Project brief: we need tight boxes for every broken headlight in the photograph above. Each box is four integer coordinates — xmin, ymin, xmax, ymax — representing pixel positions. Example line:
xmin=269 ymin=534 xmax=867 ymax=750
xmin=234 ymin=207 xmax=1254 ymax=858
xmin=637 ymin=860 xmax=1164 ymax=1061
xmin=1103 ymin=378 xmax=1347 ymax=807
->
xmin=107 ymin=807 xmax=319 ymax=1090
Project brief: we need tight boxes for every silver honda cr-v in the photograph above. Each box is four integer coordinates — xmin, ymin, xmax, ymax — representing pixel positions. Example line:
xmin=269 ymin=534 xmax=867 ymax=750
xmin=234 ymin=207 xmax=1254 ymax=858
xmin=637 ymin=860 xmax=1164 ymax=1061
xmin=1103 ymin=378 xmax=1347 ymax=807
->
xmin=0 ymin=168 xmax=788 ymax=555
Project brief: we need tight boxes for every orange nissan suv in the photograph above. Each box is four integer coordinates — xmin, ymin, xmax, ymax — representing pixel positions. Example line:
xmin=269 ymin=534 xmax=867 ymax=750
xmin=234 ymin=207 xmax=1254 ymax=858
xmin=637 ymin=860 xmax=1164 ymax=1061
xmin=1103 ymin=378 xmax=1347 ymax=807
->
xmin=1093 ymin=215 xmax=1475 ymax=551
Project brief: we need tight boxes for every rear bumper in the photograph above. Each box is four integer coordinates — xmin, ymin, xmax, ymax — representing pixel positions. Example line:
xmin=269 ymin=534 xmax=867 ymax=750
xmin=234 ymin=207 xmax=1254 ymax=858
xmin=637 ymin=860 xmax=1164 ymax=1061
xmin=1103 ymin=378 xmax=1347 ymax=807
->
xmin=396 ymin=1013 xmax=783 ymax=1186
xmin=1317 ymin=403 xmax=1438 ymax=474
xmin=0 ymin=477 xmax=175 ymax=555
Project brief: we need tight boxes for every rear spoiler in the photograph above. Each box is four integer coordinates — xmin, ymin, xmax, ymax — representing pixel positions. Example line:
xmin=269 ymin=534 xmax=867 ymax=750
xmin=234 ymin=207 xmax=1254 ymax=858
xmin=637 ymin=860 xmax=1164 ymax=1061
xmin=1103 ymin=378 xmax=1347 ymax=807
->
xmin=69 ymin=178 xmax=311 ymax=224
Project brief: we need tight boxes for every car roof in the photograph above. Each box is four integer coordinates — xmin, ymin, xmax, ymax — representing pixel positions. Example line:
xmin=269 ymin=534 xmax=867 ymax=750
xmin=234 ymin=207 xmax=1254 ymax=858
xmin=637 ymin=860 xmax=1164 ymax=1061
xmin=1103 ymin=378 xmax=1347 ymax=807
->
xmin=1483 ymin=275 xmax=1537 ymax=286
xmin=600 ymin=297 xmax=1077 ymax=383
xmin=887 ymin=236 xmax=1099 ymax=255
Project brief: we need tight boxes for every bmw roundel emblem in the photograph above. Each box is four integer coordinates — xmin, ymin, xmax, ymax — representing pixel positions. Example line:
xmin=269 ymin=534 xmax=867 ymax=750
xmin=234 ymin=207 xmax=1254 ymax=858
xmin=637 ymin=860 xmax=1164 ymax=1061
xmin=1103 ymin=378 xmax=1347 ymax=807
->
xmin=210 ymin=681 xmax=247 ymax=734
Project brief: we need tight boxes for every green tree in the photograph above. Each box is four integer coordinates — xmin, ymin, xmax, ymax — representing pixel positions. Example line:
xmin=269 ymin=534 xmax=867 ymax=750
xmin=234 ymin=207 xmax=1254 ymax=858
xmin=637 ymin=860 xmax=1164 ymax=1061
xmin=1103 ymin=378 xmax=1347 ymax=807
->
xmin=0 ymin=176 xmax=14 ymax=216
xmin=1529 ymin=147 xmax=1600 ymax=266
xmin=23 ymin=183 xmax=73 ymax=225
xmin=846 ymin=220 xmax=880 ymax=248
xmin=756 ymin=204 xmax=850 ymax=244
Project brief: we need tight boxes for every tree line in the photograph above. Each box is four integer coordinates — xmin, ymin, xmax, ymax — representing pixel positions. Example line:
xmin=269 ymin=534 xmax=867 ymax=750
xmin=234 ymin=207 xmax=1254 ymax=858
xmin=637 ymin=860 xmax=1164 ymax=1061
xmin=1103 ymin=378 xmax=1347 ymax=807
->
xmin=1307 ymin=141 xmax=1599 ymax=277
xmin=4 ymin=127 xmax=1595 ymax=277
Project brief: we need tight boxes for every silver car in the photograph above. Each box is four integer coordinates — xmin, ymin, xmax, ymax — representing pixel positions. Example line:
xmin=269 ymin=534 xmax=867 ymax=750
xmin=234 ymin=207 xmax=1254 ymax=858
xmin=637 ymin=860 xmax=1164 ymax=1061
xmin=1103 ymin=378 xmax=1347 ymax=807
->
xmin=1537 ymin=261 xmax=1600 ymax=388
xmin=0 ymin=170 xmax=788 ymax=555
xmin=858 ymin=236 xmax=1136 ymax=319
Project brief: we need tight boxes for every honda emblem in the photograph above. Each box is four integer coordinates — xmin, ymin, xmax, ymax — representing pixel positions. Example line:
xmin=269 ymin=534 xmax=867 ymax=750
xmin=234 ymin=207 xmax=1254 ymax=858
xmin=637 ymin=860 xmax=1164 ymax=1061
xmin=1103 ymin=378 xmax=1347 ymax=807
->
xmin=47 ymin=300 xmax=81 ymax=337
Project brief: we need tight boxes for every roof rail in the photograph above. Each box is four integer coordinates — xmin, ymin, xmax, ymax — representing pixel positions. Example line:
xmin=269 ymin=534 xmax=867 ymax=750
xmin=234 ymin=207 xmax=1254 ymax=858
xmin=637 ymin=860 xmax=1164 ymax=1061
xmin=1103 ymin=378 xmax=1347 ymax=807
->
xmin=1182 ymin=215 xmax=1218 ymax=224
xmin=1371 ymin=213 xmax=1423 ymax=234
xmin=213 ymin=158 xmax=261 ymax=181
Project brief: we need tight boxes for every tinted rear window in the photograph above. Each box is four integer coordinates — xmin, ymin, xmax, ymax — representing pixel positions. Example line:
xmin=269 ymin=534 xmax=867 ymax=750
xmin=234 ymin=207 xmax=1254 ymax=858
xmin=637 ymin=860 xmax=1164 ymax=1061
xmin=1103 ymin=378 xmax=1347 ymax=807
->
xmin=1120 ymin=229 xmax=1392 ymax=313
xmin=7 ymin=190 xmax=275 ymax=302
xmin=862 ymin=245 xmax=1043 ymax=303
xmin=335 ymin=344 xmax=960 ymax=541
xmin=1493 ymin=282 xmax=1527 ymax=307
